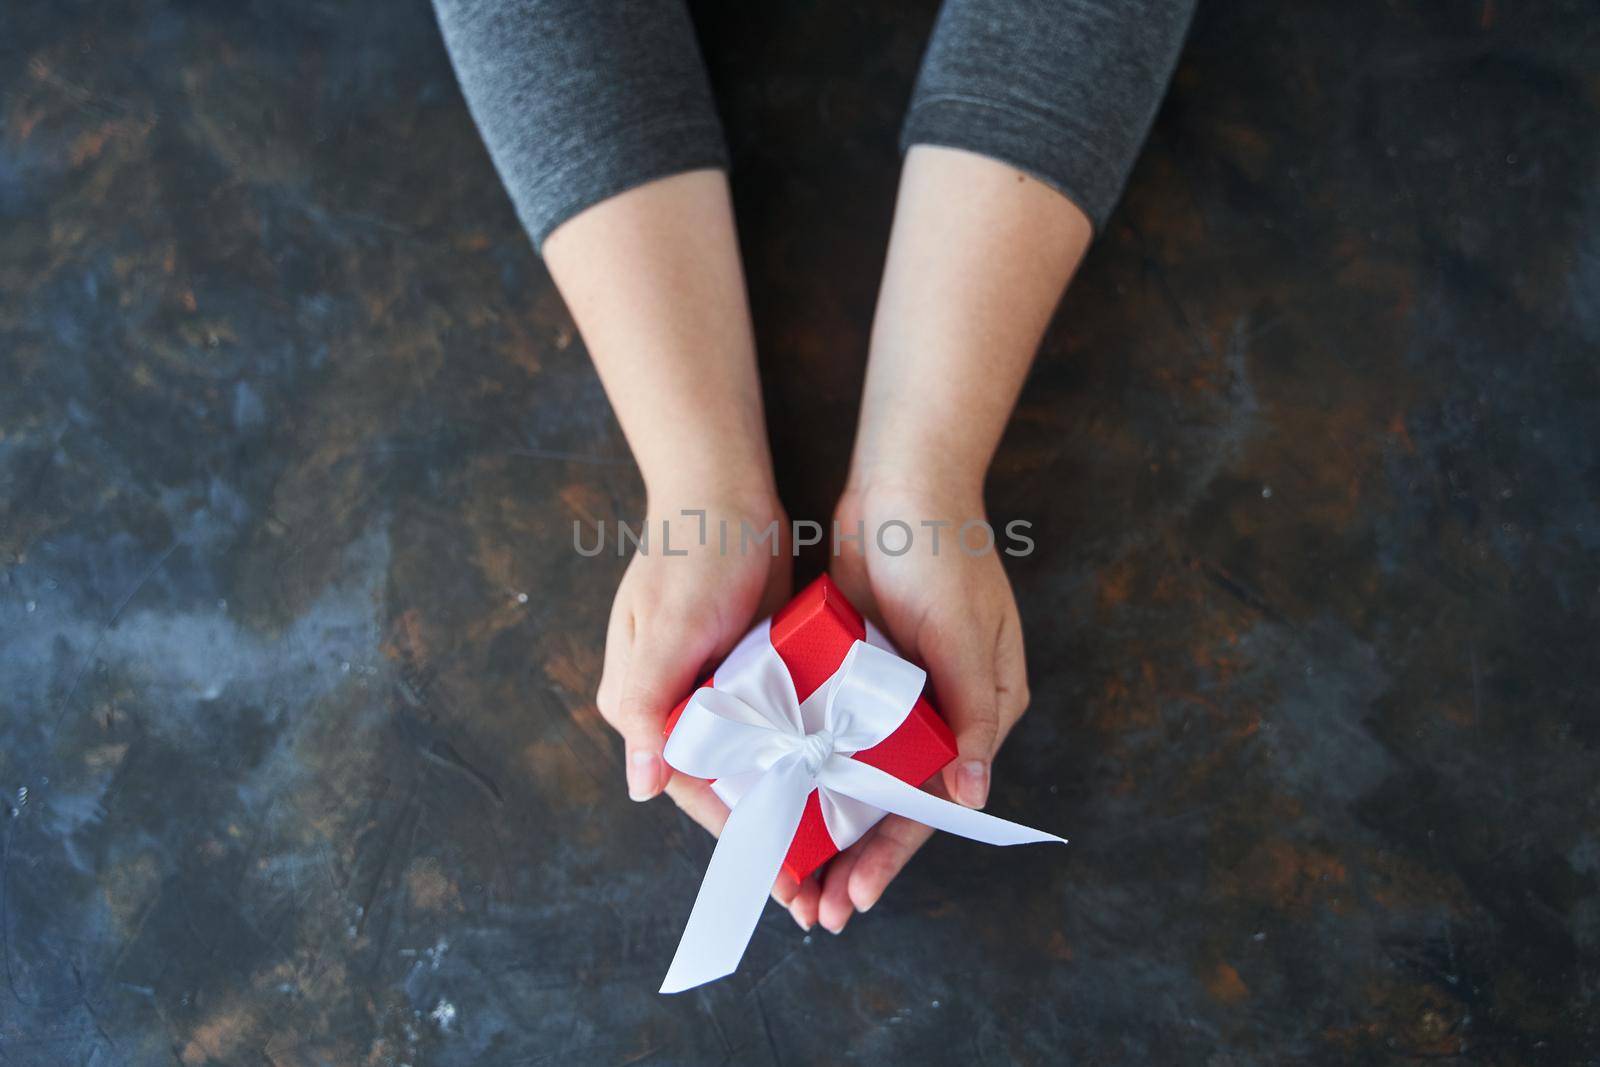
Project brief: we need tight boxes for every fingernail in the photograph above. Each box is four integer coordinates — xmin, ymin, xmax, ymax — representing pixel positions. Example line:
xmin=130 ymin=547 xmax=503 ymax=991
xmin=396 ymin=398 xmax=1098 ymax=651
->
xmin=958 ymin=760 xmax=989 ymax=808
xmin=848 ymin=874 xmax=881 ymax=914
xmin=627 ymin=750 xmax=661 ymax=801
xmin=790 ymin=909 xmax=812 ymax=932
xmin=822 ymin=918 xmax=845 ymax=935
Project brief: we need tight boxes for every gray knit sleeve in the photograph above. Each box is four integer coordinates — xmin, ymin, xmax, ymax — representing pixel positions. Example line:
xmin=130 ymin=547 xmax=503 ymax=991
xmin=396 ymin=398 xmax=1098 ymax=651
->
xmin=903 ymin=0 xmax=1197 ymax=231
xmin=431 ymin=0 xmax=728 ymax=251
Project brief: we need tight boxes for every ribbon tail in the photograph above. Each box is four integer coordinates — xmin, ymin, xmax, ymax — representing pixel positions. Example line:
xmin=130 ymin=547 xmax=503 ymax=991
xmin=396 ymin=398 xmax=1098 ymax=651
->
xmin=819 ymin=757 xmax=1067 ymax=847
xmin=659 ymin=754 xmax=814 ymax=994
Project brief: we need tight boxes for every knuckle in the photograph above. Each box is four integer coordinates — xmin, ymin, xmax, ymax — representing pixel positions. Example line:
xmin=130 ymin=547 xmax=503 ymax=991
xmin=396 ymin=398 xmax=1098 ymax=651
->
xmin=617 ymin=687 xmax=671 ymax=735
xmin=853 ymin=852 xmax=898 ymax=890
xmin=971 ymin=711 xmax=1001 ymax=738
xmin=594 ymin=678 xmax=620 ymax=722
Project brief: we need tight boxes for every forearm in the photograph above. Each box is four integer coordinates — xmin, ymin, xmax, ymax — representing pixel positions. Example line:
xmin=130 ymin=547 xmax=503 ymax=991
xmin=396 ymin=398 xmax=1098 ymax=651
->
xmin=848 ymin=145 xmax=1091 ymax=500
xmin=433 ymin=2 xmax=764 ymax=503
xmin=855 ymin=0 xmax=1196 ymax=498
xmin=545 ymin=170 xmax=776 ymax=506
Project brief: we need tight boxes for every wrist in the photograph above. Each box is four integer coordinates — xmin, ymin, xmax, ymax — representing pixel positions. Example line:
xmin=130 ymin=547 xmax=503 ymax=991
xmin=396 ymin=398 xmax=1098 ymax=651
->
xmin=644 ymin=461 xmax=781 ymax=524
xmin=846 ymin=405 xmax=993 ymax=509
xmin=836 ymin=470 xmax=987 ymax=541
xmin=842 ymin=454 xmax=986 ymax=517
xmin=639 ymin=436 xmax=778 ymax=513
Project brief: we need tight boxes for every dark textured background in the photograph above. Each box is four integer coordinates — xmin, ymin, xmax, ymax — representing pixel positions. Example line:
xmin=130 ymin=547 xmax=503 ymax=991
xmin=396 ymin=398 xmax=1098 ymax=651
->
xmin=2 ymin=0 xmax=1598 ymax=1063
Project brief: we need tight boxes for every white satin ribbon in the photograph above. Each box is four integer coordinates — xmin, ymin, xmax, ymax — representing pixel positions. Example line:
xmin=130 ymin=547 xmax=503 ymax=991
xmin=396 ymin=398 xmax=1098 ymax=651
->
xmin=659 ymin=619 xmax=1066 ymax=993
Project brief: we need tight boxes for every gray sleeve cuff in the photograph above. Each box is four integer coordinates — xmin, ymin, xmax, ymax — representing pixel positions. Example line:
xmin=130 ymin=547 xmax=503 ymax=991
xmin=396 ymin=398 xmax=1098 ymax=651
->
xmin=901 ymin=95 xmax=1120 ymax=232
xmin=433 ymin=0 xmax=728 ymax=254
xmin=901 ymin=0 xmax=1197 ymax=234
xmin=521 ymin=117 xmax=728 ymax=249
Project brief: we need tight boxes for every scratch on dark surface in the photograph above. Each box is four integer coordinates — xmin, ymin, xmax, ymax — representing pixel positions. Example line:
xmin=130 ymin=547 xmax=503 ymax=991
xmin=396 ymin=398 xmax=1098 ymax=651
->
xmin=70 ymin=962 xmax=119 ymax=1063
xmin=0 ymin=820 xmax=34 ymax=1009
xmin=752 ymin=986 xmax=784 ymax=1067
xmin=24 ymin=55 xmax=136 ymax=118
xmin=355 ymin=781 xmax=422 ymax=941
xmin=1128 ymin=220 xmax=1214 ymax=362
xmin=105 ymin=890 xmax=162 ymax=986
xmin=744 ymin=939 xmax=806 ymax=996
xmin=1192 ymin=556 xmax=1285 ymax=623
xmin=696 ymin=996 xmax=737 ymax=1061
xmin=419 ymin=738 xmax=505 ymax=805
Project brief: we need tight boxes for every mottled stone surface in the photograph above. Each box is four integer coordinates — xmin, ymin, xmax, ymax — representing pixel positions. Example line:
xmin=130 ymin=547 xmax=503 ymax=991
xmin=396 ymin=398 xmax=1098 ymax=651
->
xmin=2 ymin=1 xmax=1597 ymax=1064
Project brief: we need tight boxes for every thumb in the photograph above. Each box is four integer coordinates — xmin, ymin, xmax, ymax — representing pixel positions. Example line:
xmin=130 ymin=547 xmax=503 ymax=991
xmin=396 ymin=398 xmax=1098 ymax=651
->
xmin=617 ymin=615 xmax=715 ymax=802
xmin=924 ymin=619 xmax=1000 ymax=809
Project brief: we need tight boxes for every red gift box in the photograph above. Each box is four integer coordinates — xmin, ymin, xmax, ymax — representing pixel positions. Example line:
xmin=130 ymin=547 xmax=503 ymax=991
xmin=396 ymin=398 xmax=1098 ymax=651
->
xmin=663 ymin=574 xmax=958 ymax=883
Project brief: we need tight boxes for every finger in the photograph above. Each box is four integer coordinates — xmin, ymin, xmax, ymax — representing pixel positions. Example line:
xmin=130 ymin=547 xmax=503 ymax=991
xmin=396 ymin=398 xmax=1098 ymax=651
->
xmin=923 ymin=613 xmax=1001 ymax=808
xmin=662 ymin=773 xmax=729 ymax=836
xmin=788 ymin=872 xmax=822 ymax=931
xmin=772 ymin=869 xmax=800 ymax=909
xmin=846 ymin=814 xmax=935 ymax=914
xmin=993 ymin=605 xmax=1030 ymax=739
xmin=595 ymin=594 xmax=633 ymax=727
xmin=818 ymin=846 xmax=865 ymax=934
xmin=618 ymin=614 xmax=717 ymax=802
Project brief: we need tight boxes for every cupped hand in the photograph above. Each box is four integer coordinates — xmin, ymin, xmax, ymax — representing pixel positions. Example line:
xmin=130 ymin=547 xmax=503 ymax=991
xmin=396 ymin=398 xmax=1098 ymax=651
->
xmin=778 ymin=478 xmax=1030 ymax=933
xmin=594 ymin=487 xmax=791 ymax=833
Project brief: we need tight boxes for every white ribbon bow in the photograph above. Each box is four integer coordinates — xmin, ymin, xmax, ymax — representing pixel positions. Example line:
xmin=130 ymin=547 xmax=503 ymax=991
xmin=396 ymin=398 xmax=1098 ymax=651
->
xmin=660 ymin=618 xmax=1066 ymax=993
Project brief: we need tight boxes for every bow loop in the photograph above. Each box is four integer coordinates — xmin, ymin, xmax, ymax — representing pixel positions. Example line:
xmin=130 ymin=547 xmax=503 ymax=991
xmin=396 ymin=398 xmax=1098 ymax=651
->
xmin=663 ymin=686 xmax=800 ymax=781
xmin=821 ymin=640 xmax=929 ymax=753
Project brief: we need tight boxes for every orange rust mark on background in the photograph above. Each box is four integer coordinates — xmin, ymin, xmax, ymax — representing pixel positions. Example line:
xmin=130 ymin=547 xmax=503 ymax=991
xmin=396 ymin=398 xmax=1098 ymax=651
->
xmin=11 ymin=107 xmax=43 ymax=141
xmin=543 ymin=639 xmax=600 ymax=701
xmin=381 ymin=607 xmax=429 ymax=667
xmin=522 ymin=738 xmax=604 ymax=806
xmin=1214 ymin=121 xmax=1272 ymax=180
xmin=560 ymin=483 xmax=609 ymax=528
xmin=180 ymin=1005 xmax=257 ymax=1065
xmin=1096 ymin=558 xmax=1136 ymax=610
xmin=66 ymin=117 xmax=152 ymax=165
xmin=1046 ymin=930 xmax=1075 ymax=961
xmin=1206 ymin=961 xmax=1251 ymax=1005
xmin=404 ymin=856 xmax=463 ymax=912
xmin=1236 ymin=838 xmax=1349 ymax=916
xmin=1387 ymin=412 xmax=1415 ymax=453
xmin=70 ymin=124 xmax=116 ymax=164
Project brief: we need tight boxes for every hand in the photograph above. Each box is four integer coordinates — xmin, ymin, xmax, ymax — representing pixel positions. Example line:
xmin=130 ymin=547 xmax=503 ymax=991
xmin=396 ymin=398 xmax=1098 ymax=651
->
xmin=776 ymin=477 xmax=1030 ymax=933
xmin=594 ymin=485 xmax=790 ymax=828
